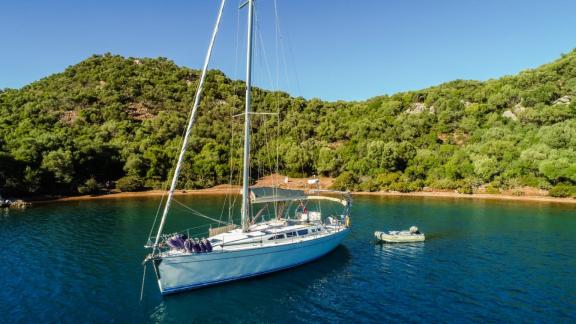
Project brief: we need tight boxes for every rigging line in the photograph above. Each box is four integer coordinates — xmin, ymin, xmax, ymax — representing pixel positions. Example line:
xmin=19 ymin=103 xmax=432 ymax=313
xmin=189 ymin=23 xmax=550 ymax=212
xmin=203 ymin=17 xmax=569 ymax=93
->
xmin=240 ymin=0 xmax=255 ymax=232
xmin=153 ymin=0 xmax=228 ymax=251
xmin=272 ymin=2 xmax=294 ymax=95
xmin=249 ymin=119 xmax=259 ymax=187
xmin=261 ymin=118 xmax=274 ymax=182
xmin=253 ymin=5 xmax=276 ymax=91
xmin=149 ymin=9 xmax=210 ymax=240
xmin=258 ymin=118 xmax=267 ymax=179
xmin=157 ymin=223 xmax=213 ymax=239
xmin=148 ymin=125 xmax=185 ymax=243
xmin=180 ymin=223 xmax=214 ymax=233
xmin=149 ymin=61 xmax=196 ymax=241
xmin=273 ymin=0 xmax=281 ymax=190
xmin=139 ymin=263 xmax=147 ymax=302
xmin=253 ymin=25 xmax=278 ymax=184
xmin=264 ymin=202 xmax=271 ymax=223
xmin=281 ymin=22 xmax=303 ymax=96
xmin=220 ymin=1 xmax=241 ymax=227
xmin=251 ymin=5 xmax=275 ymax=210
xmin=146 ymin=191 xmax=167 ymax=244
xmin=262 ymin=116 xmax=275 ymax=179
xmin=172 ymin=198 xmax=231 ymax=225
xmin=271 ymin=0 xmax=286 ymax=199
xmin=225 ymin=0 xmax=243 ymax=225
xmin=219 ymin=186 xmax=228 ymax=223
xmin=273 ymin=0 xmax=281 ymax=91
xmin=233 ymin=0 xmax=242 ymax=81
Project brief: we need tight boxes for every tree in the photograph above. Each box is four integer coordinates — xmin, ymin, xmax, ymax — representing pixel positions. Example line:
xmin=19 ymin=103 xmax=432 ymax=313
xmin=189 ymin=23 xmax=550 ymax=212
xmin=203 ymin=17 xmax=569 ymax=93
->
xmin=316 ymin=147 xmax=340 ymax=176
xmin=41 ymin=149 xmax=74 ymax=184
xmin=2 ymin=51 xmax=576 ymax=197
xmin=331 ymin=172 xmax=357 ymax=191
xmin=78 ymin=178 xmax=100 ymax=194
xmin=116 ymin=176 xmax=145 ymax=192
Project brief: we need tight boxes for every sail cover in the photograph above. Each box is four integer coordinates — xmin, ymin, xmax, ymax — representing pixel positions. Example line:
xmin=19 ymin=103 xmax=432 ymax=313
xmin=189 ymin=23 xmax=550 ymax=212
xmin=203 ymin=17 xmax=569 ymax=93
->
xmin=249 ymin=187 xmax=306 ymax=204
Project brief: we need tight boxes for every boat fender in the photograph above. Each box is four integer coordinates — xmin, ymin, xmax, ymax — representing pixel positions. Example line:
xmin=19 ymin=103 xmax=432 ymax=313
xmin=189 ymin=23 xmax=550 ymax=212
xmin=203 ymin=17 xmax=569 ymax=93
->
xmin=199 ymin=240 xmax=207 ymax=253
xmin=167 ymin=235 xmax=185 ymax=250
xmin=192 ymin=239 xmax=202 ymax=253
xmin=203 ymin=238 xmax=213 ymax=252
xmin=345 ymin=215 xmax=350 ymax=227
xmin=184 ymin=239 xmax=194 ymax=253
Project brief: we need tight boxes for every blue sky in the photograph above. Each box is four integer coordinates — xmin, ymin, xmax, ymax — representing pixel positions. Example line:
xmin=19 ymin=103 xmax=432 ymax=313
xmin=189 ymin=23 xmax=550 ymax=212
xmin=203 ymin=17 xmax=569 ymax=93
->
xmin=1 ymin=0 xmax=576 ymax=101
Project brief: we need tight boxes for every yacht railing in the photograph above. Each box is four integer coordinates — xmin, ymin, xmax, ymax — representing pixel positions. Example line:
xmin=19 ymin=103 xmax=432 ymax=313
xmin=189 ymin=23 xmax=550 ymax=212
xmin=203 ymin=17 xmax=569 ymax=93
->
xmin=150 ymin=215 xmax=346 ymax=253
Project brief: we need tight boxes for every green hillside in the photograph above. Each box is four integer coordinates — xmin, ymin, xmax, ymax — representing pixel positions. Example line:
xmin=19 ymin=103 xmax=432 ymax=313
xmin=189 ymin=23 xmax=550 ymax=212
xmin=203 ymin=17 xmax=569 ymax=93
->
xmin=1 ymin=51 xmax=576 ymax=197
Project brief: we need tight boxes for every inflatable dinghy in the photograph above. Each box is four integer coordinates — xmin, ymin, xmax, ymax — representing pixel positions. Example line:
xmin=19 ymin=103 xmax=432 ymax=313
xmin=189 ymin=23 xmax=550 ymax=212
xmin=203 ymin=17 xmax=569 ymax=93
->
xmin=375 ymin=226 xmax=425 ymax=243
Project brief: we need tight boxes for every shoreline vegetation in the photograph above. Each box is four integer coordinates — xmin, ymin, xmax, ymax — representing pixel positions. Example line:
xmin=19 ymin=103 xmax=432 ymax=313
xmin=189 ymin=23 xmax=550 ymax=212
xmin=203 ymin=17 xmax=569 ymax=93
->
xmin=24 ymin=174 xmax=576 ymax=205
xmin=2 ymin=52 xmax=576 ymax=200
xmin=28 ymin=187 xmax=576 ymax=205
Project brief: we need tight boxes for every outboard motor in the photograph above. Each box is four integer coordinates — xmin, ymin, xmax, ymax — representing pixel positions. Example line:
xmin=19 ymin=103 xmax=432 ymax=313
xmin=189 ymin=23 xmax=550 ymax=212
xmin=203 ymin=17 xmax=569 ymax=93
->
xmin=192 ymin=239 xmax=202 ymax=253
xmin=184 ymin=238 xmax=194 ymax=253
xmin=203 ymin=238 xmax=213 ymax=252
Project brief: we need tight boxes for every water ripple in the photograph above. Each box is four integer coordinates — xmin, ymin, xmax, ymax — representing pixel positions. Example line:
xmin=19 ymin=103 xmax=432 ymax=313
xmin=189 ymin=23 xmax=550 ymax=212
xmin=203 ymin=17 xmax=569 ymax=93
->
xmin=0 ymin=196 xmax=575 ymax=322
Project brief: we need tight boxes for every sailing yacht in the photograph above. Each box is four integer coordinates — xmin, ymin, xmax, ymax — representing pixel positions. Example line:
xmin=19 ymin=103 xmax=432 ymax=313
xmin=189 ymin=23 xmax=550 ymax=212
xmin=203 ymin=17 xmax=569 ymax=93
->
xmin=143 ymin=0 xmax=351 ymax=295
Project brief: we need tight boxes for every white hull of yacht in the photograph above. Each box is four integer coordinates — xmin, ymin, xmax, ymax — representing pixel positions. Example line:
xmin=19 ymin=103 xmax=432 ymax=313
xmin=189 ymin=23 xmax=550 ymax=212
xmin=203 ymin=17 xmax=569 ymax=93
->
xmin=154 ymin=227 xmax=349 ymax=295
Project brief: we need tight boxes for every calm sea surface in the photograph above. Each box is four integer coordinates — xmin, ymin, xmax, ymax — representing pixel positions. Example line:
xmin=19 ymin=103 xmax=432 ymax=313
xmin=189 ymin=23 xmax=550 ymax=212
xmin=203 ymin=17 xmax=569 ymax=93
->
xmin=0 ymin=195 xmax=575 ymax=323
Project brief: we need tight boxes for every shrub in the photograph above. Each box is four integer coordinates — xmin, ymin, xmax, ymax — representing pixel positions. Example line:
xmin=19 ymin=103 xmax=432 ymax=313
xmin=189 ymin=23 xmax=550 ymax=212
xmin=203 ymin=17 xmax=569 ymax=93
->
xmin=330 ymin=172 xmax=357 ymax=191
xmin=78 ymin=178 xmax=100 ymax=194
xmin=388 ymin=178 xmax=423 ymax=193
xmin=517 ymin=175 xmax=541 ymax=188
xmin=548 ymin=184 xmax=576 ymax=198
xmin=145 ymin=178 xmax=164 ymax=190
xmin=358 ymin=177 xmax=379 ymax=192
xmin=116 ymin=176 xmax=145 ymax=192
xmin=428 ymin=178 xmax=459 ymax=190
xmin=485 ymin=185 xmax=500 ymax=194
xmin=374 ymin=172 xmax=401 ymax=189
xmin=456 ymin=185 xmax=474 ymax=195
xmin=456 ymin=179 xmax=476 ymax=194
xmin=511 ymin=189 xmax=525 ymax=196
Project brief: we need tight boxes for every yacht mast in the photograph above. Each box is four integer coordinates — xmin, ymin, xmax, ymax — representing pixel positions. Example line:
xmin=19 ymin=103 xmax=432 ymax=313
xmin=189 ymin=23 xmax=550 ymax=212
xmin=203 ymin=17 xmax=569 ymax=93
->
xmin=241 ymin=0 xmax=255 ymax=232
xmin=152 ymin=0 xmax=227 ymax=252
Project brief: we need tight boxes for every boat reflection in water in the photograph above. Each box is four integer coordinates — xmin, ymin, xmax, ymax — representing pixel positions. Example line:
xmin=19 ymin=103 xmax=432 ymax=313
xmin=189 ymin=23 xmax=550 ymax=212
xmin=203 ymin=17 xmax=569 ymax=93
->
xmin=149 ymin=246 xmax=352 ymax=321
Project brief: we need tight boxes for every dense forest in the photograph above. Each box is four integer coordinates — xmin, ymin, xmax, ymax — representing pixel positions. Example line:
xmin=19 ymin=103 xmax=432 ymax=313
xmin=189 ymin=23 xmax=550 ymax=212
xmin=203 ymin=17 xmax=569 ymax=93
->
xmin=1 ymin=51 xmax=575 ymax=197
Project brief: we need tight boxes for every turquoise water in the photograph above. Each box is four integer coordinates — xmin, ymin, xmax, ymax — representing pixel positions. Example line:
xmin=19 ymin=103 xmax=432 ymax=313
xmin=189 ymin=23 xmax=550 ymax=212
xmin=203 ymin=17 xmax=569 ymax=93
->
xmin=0 ymin=195 xmax=575 ymax=322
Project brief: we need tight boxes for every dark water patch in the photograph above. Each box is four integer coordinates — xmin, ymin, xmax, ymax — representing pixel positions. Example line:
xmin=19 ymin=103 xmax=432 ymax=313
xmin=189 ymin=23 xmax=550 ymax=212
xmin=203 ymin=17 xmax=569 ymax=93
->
xmin=0 ymin=196 xmax=575 ymax=322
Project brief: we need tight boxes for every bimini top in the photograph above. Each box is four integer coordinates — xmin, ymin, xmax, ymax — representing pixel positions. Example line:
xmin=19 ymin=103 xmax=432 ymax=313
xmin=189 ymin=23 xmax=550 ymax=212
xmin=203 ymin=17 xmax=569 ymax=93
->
xmin=249 ymin=187 xmax=306 ymax=204
xmin=249 ymin=186 xmax=350 ymax=207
